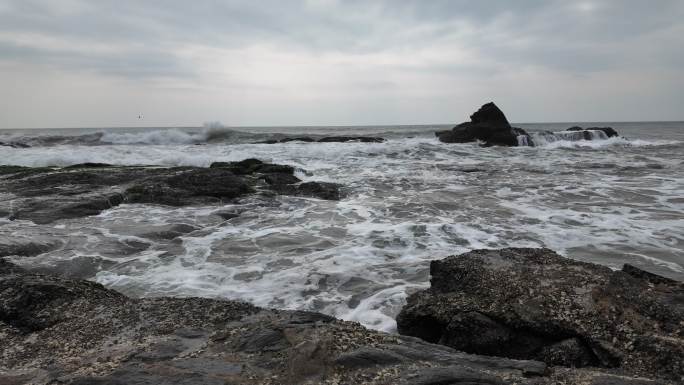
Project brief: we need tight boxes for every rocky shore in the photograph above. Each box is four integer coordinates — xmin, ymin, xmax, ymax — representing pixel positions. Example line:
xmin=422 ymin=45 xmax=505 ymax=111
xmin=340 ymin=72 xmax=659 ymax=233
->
xmin=0 ymin=160 xmax=340 ymax=224
xmin=398 ymin=248 xmax=683 ymax=383
xmin=1 ymin=254 xmax=679 ymax=385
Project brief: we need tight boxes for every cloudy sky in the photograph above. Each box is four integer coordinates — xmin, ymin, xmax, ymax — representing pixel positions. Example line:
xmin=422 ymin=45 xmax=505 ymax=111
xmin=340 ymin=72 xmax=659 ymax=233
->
xmin=1 ymin=0 xmax=683 ymax=128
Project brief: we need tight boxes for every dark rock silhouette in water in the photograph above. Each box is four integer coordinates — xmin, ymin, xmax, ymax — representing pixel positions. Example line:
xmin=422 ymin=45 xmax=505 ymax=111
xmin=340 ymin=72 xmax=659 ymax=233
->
xmin=256 ymin=136 xmax=385 ymax=144
xmin=436 ymin=102 xmax=533 ymax=146
xmin=397 ymin=248 xmax=684 ymax=382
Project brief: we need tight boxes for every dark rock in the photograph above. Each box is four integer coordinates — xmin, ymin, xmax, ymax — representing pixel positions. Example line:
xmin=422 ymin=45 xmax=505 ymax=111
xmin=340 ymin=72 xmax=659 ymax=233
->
xmin=163 ymin=168 xmax=252 ymax=199
xmin=0 ymin=236 xmax=62 ymax=257
xmin=397 ymin=248 xmax=684 ymax=381
xmin=538 ymin=337 xmax=598 ymax=367
xmin=0 ymin=165 xmax=34 ymax=176
xmin=259 ymin=172 xmax=300 ymax=186
xmin=401 ymin=366 xmax=507 ymax=385
xmin=317 ymin=136 xmax=385 ymax=143
xmin=622 ymin=263 xmax=678 ymax=285
xmin=280 ymin=136 xmax=316 ymax=143
xmin=335 ymin=347 xmax=405 ymax=368
xmin=566 ymin=126 xmax=620 ymax=138
xmin=212 ymin=210 xmax=240 ymax=220
xmin=437 ymin=102 xmax=533 ymax=146
xmin=140 ymin=223 xmax=199 ymax=240
xmin=296 ymin=181 xmax=342 ymax=200
xmin=0 ymin=258 xmax=25 ymax=274
xmin=0 ymin=257 xmax=672 ymax=384
xmin=23 ymin=256 xmax=116 ymax=280
xmin=0 ymin=141 xmax=30 ymax=148
xmin=209 ymin=158 xmax=263 ymax=174
xmin=236 ymin=328 xmax=290 ymax=352
xmin=589 ymin=127 xmax=619 ymax=138
xmin=209 ymin=159 xmax=295 ymax=175
xmin=64 ymin=163 xmax=114 ymax=169
xmin=0 ymin=161 xmax=339 ymax=224
xmin=255 ymin=136 xmax=386 ymax=144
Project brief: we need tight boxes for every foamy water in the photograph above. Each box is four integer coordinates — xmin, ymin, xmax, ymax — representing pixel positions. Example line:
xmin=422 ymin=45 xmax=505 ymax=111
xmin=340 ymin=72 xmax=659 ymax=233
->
xmin=1 ymin=122 xmax=683 ymax=332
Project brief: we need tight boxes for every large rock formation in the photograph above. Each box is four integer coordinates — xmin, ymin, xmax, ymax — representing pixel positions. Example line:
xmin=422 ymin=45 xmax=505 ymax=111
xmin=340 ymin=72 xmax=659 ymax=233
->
xmin=436 ymin=103 xmax=532 ymax=146
xmin=0 ymin=258 xmax=671 ymax=384
xmin=0 ymin=160 xmax=340 ymax=224
xmin=397 ymin=248 xmax=684 ymax=382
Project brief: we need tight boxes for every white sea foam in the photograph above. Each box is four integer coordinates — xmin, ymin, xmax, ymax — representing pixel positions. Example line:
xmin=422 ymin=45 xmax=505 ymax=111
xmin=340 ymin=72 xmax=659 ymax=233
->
xmin=100 ymin=128 xmax=202 ymax=145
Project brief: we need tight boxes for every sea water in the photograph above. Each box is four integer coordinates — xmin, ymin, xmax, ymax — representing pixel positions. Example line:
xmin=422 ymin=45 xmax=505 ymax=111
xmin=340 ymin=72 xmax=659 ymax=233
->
xmin=1 ymin=122 xmax=683 ymax=332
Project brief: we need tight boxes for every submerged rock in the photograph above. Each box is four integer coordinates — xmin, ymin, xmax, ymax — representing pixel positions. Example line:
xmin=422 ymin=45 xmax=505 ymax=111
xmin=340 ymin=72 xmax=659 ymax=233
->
xmin=0 ymin=141 xmax=30 ymax=149
xmin=317 ymin=136 xmax=385 ymax=143
xmin=567 ymin=126 xmax=619 ymax=138
xmin=436 ymin=102 xmax=533 ymax=146
xmin=0 ymin=258 xmax=668 ymax=385
xmin=0 ymin=161 xmax=341 ymax=224
xmin=0 ymin=236 xmax=63 ymax=258
xmin=256 ymin=136 xmax=385 ymax=144
xmin=397 ymin=248 xmax=684 ymax=382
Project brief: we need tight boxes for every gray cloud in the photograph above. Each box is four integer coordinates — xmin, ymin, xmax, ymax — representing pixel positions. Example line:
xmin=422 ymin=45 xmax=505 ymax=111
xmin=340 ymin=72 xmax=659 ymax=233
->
xmin=0 ymin=0 xmax=683 ymax=127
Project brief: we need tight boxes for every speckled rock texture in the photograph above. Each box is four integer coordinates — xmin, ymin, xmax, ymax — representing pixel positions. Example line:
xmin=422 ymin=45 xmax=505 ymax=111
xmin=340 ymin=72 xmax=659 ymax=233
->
xmin=397 ymin=248 xmax=684 ymax=383
xmin=1 ymin=258 xmax=669 ymax=385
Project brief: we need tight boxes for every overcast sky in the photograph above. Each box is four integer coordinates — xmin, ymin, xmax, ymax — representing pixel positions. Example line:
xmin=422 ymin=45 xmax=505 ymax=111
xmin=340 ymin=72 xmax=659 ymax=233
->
xmin=1 ymin=0 xmax=683 ymax=128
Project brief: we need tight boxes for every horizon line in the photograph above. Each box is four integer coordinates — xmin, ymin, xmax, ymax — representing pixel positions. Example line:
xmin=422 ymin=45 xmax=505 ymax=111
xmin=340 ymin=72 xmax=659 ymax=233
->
xmin=2 ymin=119 xmax=684 ymax=131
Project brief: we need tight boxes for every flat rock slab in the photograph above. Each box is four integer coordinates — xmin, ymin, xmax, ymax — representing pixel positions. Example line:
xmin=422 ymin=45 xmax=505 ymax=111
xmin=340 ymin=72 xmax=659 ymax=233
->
xmin=0 ymin=258 xmax=664 ymax=385
xmin=0 ymin=160 xmax=341 ymax=224
xmin=397 ymin=248 xmax=684 ymax=382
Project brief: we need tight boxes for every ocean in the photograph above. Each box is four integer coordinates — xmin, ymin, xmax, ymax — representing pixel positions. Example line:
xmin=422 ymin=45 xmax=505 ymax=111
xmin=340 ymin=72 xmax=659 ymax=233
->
xmin=1 ymin=122 xmax=683 ymax=332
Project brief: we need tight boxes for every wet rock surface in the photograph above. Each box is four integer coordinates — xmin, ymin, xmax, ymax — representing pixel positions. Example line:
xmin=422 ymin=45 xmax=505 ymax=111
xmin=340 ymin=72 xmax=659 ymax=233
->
xmin=0 ymin=258 xmax=669 ymax=385
xmin=567 ymin=126 xmax=620 ymax=138
xmin=397 ymin=248 xmax=684 ymax=382
xmin=256 ymin=136 xmax=385 ymax=144
xmin=0 ymin=159 xmax=341 ymax=224
xmin=436 ymin=102 xmax=533 ymax=146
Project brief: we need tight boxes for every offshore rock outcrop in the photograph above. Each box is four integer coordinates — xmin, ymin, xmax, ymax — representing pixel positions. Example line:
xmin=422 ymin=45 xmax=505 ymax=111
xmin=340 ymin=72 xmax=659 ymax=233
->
xmin=567 ymin=126 xmax=620 ymax=138
xmin=0 ymin=160 xmax=340 ymax=224
xmin=0 ymin=259 xmax=671 ymax=385
xmin=397 ymin=248 xmax=684 ymax=382
xmin=256 ymin=136 xmax=385 ymax=144
xmin=436 ymin=102 xmax=533 ymax=146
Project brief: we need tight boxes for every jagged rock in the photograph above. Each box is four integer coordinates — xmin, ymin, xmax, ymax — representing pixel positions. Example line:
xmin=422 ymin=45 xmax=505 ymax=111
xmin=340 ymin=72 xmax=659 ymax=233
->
xmin=0 ymin=259 xmax=667 ymax=385
xmin=0 ymin=161 xmax=341 ymax=224
xmin=436 ymin=103 xmax=533 ymax=146
xmin=397 ymin=248 xmax=684 ymax=381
